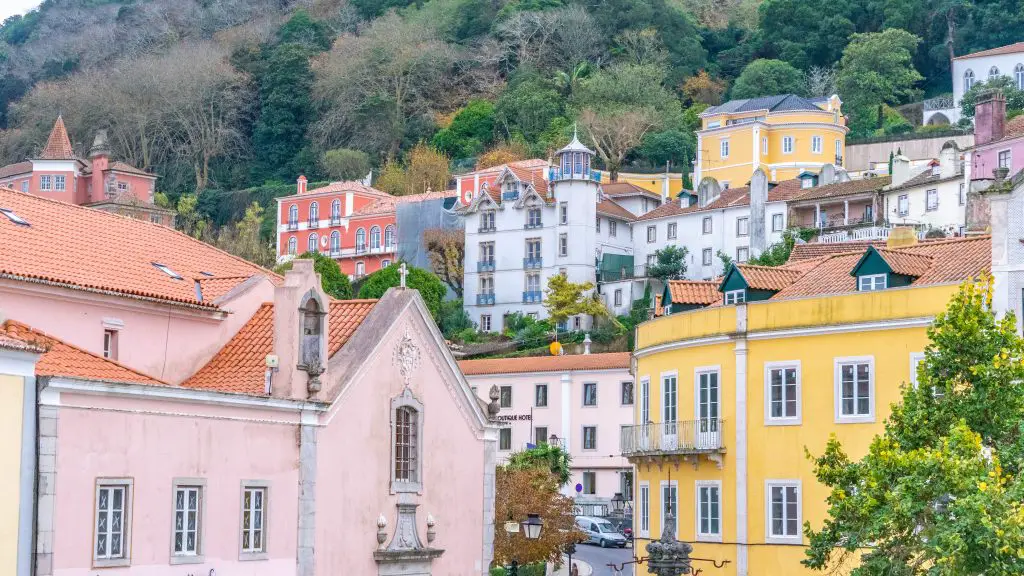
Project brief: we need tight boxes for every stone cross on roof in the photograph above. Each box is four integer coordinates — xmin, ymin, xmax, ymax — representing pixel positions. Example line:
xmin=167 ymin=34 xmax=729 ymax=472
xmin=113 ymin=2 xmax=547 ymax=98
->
xmin=399 ymin=262 xmax=408 ymax=289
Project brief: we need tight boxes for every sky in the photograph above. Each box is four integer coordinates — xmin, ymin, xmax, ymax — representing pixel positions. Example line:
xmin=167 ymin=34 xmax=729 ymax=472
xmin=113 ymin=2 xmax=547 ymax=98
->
xmin=1 ymin=0 xmax=42 ymax=21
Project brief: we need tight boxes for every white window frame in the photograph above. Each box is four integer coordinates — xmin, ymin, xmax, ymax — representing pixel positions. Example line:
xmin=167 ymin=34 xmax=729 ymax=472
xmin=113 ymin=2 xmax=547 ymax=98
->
xmin=909 ymin=352 xmax=925 ymax=388
xmin=964 ymin=69 xmax=975 ymax=92
xmin=239 ymin=481 xmax=269 ymax=560
xmin=609 ymin=220 xmax=617 ymax=237
xmin=559 ymin=202 xmax=568 ymax=225
xmin=695 ymin=480 xmax=723 ymax=542
xmin=736 ymin=246 xmax=749 ymax=263
xmin=54 ymin=174 xmax=66 ymax=191
xmin=103 ymin=328 xmax=119 ymax=360
xmin=811 ymin=135 xmax=823 ymax=154
xmin=93 ymin=478 xmax=133 ymax=568
xmin=169 ymin=478 xmax=207 ymax=564
xmin=762 ymin=137 xmax=768 ymax=155
xmin=390 ymin=391 xmax=424 ymax=493
xmin=764 ymin=361 xmax=801 ymax=425
xmin=764 ymin=479 xmax=802 ymax=544
xmin=40 ymin=174 xmax=52 ymax=190
xmin=702 ymin=217 xmax=712 ymax=235
xmin=724 ymin=289 xmax=745 ymax=304
xmin=736 ymin=217 xmax=749 ymax=237
xmin=638 ymin=481 xmax=651 ymax=538
xmin=834 ymin=356 xmax=875 ymax=423
xmin=667 ymin=222 xmax=677 ymax=239
xmin=998 ymin=149 xmax=1012 ymax=169
xmin=559 ymin=233 xmax=568 ymax=256
xmin=661 ymin=370 xmax=678 ymax=425
xmin=647 ymin=225 xmax=657 ymax=243
xmin=858 ymin=274 xmax=887 ymax=291
xmin=720 ymin=138 xmax=730 ymax=158
xmin=926 ymin=189 xmax=938 ymax=211
xmin=782 ymin=136 xmax=794 ymax=154
xmin=659 ymin=480 xmax=679 ymax=539
xmin=480 ymin=314 xmax=491 ymax=332
xmin=771 ymin=213 xmax=784 ymax=232
xmin=535 ymin=383 xmax=548 ymax=407
xmin=897 ymin=194 xmax=909 ymax=217
xmin=499 ymin=427 xmax=512 ymax=451
xmin=702 ymin=248 xmax=712 ymax=266
xmin=640 ymin=377 xmax=650 ymax=424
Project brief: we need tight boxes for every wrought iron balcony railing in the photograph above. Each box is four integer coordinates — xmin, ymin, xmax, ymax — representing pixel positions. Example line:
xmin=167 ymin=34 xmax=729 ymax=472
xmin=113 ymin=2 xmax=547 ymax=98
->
xmin=523 ymin=257 xmax=543 ymax=269
xmin=477 ymin=260 xmax=496 ymax=272
xmin=620 ymin=420 xmax=725 ymax=458
xmin=522 ymin=290 xmax=543 ymax=303
xmin=476 ymin=293 xmax=495 ymax=305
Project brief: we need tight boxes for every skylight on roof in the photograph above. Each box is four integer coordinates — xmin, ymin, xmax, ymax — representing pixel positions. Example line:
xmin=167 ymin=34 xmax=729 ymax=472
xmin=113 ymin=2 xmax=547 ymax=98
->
xmin=152 ymin=262 xmax=183 ymax=280
xmin=0 ymin=208 xmax=29 ymax=226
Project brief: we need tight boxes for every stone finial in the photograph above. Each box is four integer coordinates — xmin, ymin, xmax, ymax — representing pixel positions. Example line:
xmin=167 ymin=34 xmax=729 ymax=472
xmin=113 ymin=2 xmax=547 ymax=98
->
xmin=377 ymin=514 xmax=388 ymax=548
xmin=89 ymin=129 xmax=111 ymax=159
xmin=645 ymin=512 xmax=693 ymax=576
xmin=487 ymin=385 xmax=501 ymax=419
xmin=426 ymin=514 xmax=436 ymax=544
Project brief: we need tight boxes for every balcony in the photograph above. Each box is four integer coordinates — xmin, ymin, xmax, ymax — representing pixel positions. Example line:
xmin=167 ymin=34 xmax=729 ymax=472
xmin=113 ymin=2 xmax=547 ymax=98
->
xmin=502 ymin=190 xmax=520 ymax=201
xmin=478 ymin=225 xmax=496 ymax=233
xmin=549 ymin=167 xmax=602 ymax=183
xmin=308 ymin=219 xmax=320 ymax=229
xmin=598 ymin=264 xmax=648 ymax=283
xmin=522 ymin=290 xmax=543 ymax=304
xmin=924 ymin=94 xmax=954 ymax=111
xmin=356 ymin=244 xmax=367 ymax=255
xmin=818 ymin=225 xmax=927 ymax=244
xmin=620 ymin=420 xmax=725 ymax=467
xmin=286 ymin=220 xmax=299 ymax=231
xmin=477 ymin=260 xmax=496 ymax=273
xmin=477 ymin=293 xmax=495 ymax=306
xmin=523 ymin=257 xmax=543 ymax=269
xmin=329 ymin=217 xmax=342 ymax=226
xmin=524 ymin=221 xmax=543 ymax=230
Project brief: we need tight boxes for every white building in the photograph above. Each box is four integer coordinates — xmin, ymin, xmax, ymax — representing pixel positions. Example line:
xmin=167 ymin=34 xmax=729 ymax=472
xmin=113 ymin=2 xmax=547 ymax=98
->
xmin=924 ymin=41 xmax=1024 ymax=126
xmin=882 ymin=143 xmax=967 ymax=234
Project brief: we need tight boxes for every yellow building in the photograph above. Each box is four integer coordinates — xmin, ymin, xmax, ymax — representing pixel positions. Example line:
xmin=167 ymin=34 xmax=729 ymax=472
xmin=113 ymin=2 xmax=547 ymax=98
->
xmin=695 ymin=94 xmax=847 ymax=188
xmin=626 ymin=235 xmax=989 ymax=575
xmin=596 ymin=170 xmax=686 ymax=198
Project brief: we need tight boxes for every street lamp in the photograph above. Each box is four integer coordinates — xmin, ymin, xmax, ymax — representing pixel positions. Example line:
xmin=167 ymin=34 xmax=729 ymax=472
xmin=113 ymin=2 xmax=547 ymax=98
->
xmin=505 ymin=514 xmax=544 ymax=576
xmin=610 ymin=492 xmax=625 ymax=515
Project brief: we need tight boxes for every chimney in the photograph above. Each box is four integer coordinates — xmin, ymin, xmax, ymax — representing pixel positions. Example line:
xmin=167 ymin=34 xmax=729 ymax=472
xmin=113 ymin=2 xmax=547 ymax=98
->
xmin=975 ymin=90 xmax=1006 ymax=146
xmin=696 ymin=177 xmax=721 ymax=208
xmin=583 ymin=333 xmax=592 ymax=355
xmin=818 ymin=163 xmax=837 ymax=186
xmin=297 ymin=175 xmax=308 ymax=195
xmin=891 ymin=155 xmax=911 ymax=187
xmin=749 ymin=168 xmax=768 ymax=256
xmin=886 ymin=226 xmax=918 ymax=248
xmin=939 ymin=142 xmax=959 ymax=178
xmin=662 ymin=162 xmax=670 ymax=205
xmin=88 ymin=131 xmax=112 ymax=203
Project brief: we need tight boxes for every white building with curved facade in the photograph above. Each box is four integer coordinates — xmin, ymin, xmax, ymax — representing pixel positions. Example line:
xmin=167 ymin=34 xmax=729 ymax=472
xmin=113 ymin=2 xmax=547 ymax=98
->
xmin=924 ymin=41 xmax=1024 ymax=126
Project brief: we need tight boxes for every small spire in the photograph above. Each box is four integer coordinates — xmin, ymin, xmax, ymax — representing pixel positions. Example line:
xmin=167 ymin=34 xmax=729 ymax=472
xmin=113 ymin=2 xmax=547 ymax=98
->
xmin=39 ymin=115 xmax=76 ymax=160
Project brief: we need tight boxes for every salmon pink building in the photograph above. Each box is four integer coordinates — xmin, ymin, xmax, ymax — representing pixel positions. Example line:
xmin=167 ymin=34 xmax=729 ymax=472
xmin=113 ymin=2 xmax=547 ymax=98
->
xmin=0 ymin=116 xmax=174 ymax=225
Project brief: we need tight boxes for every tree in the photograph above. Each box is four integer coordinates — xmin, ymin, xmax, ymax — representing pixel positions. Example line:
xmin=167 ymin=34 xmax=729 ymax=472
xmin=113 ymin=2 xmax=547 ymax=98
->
xmin=614 ymin=28 xmax=667 ymax=67
xmin=320 ymin=148 xmax=371 ymax=181
xmin=716 ymin=249 xmax=733 ymax=275
xmin=358 ymin=262 xmax=447 ymax=319
xmin=805 ymin=276 xmax=1024 ymax=575
xmin=837 ymin=30 xmax=924 ymax=136
xmin=747 ymin=229 xmax=814 ymax=266
xmin=493 ymin=466 xmax=582 ymax=566
xmin=959 ymin=76 xmax=1024 ymax=118
xmin=251 ymin=42 xmax=319 ymax=181
xmin=543 ymin=274 xmax=609 ymax=327
xmin=276 ymin=251 xmax=354 ymax=299
xmin=806 ymin=65 xmax=838 ymax=98
xmin=506 ymin=444 xmax=573 ymax=488
xmin=681 ymin=70 xmax=726 ymax=106
xmin=213 ymin=202 xmax=275 ymax=267
xmin=175 ymin=194 xmax=208 ymax=239
xmin=494 ymin=70 xmax=566 ymax=144
xmin=731 ymin=59 xmax=806 ymax=99
xmin=636 ymin=129 xmax=694 ymax=170
xmin=374 ymin=144 xmax=451 ymax=196
xmin=423 ymin=228 xmax=464 ymax=297
xmin=647 ymin=245 xmax=689 ymax=281
xmin=431 ymin=99 xmax=496 ymax=160
xmin=477 ymin=140 xmax=530 ymax=169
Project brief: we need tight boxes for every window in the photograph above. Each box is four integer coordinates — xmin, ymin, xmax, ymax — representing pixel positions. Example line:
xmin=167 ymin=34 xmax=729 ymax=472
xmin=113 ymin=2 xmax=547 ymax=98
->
xmin=835 ymin=357 xmax=874 ymax=422
xmin=702 ymin=248 xmax=712 ymax=266
xmin=661 ymin=481 xmax=678 ymax=539
xmin=526 ymin=238 xmax=541 ymax=261
xmin=559 ymin=233 xmax=568 ymax=256
xmin=609 ymin=220 xmax=617 ymax=237
xmin=736 ymin=246 xmax=749 ymax=263
xmin=394 ymin=405 xmax=419 ymax=484
xmin=926 ymin=189 xmax=938 ymax=211
xmin=721 ymin=181 xmax=730 ymax=190
xmin=614 ymin=289 xmax=623 ymax=307
xmin=535 ymin=426 xmax=548 ymax=446
xmin=638 ymin=483 xmax=650 ymax=538
xmin=480 ymin=241 xmax=495 ymax=264
xmin=535 ymin=384 xmax=548 ymax=407
xmin=811 ymin=135 xmax=823 ymax=154
xmin=94 ymin=479 xmax=132 ymax=567
xmin=370 ymin=226 xmax=382 ymax=249
xmin=1016 ymin=63 xmax=1024 ymax=90
xmin=480 ymin=211 xmax=495 ymax=231
xmin=289 ymin=204 xmax=298 ymax=224
xmin=356 ymin=228 xmax=366 ymax=252
xmin=736 ymin=217 xmax=749 ymax=237
xmin=642 ymin=225 xmax=655 ymax=243
xmin=702 ymin=216 xmax=712 ymax=234
xmin=499 ymin=428 xmax=511 ymax=450
xmin=762 ymin=137 xmax=768 ymax=155
xmin=381 ymin=259 xmax=391 ymax=267
xmin=772 ymin=213 xmax=784 ymax=232
xmin=39 ymin=174 xmax=52 ymax=190
xmin=583 ymin=382 xmax=598 ymax=406
xmin=573 ymin=316 xmax=581 ymax=330
xmin=766 ymin=481 xmax=801 ymax=542
xmin=171 ymin=481 xmax=205 ymax=562
xmin=720 ymin=139 xmax=730 ymax=158
xmin=621 ymin=381 xmax=634 ymax=405
xmin=499 ymin=385 xmax=512 ymax=408
xmin=662 ymin=372 xmax=677 ymax=424
xmin=596 ymin=215 xmax=601 ymax=232
xmin=307 ymin=233 xmax=318 ymax=254
xmin=640 ymin=377 xmax=650 ymax=424
xmin=288 ymin=237 xmax=297 ymax=255
xmin=103 ymin=329 xmax=118 ymax=360
xmin=724 ymin=289 xmax=745 ymax=304
xmin=54 ymin=175 xmax=66 ymax=191
xmin=355 ymin=261 xmax=365 ymax=277
xmin=801 ymin=177 xmax=814 ymax=189
xmin=152 ymin=262 xmax=182 ymax=280
xmin=989 ymin=65 xmax=1000 ymax=81
xmin=117 ymin=182 xmax=128 ymax=195
xmin=835 ymin=139 xmax=842 ymax=161
xmin=309 ymin=202 xmax=319 ymax=223
xmin=385 ymin=225 xmax=395 ymax=249
xmin=480 ymin=314 xmax=492 ymax=332
xmin=858 ymin=274 xmax=887 ymax=291
xmin=765 ymin=363 xmax=800 ymax=424
xmin=525 ymin=273 xmax=541 ymax=294
xmin=647 ymin=253 xmax=657 ymax=267
xmin=331 ymin=199 xmax=341 ymax=220
xmin=330 ymin=231 xmax=340 ymax=254
xmin=696 ymin=369 xmax=720 ymax=444
xmin=667 ymin=222 xmax=677 ymax=239
xmin=959 ymin=183 xmax=966 ymax=206
xmin=559 ymin=202 xmax=568 ymax=225
xmin=964 ymin=69 xmax=975 ymax=92
xmin=240 ymin=484 xmax=267 ymax=557
xmin=582 ymin=471 xmax=596 ymax=495
xmin=998 ymin=150 xmax=1012 ymax=169
xmin=582 ymin=426 xmax=597 ymax=450
xmin=527 ymin=208 xmax=542 ymax=227
xmin=782 ymin=136 xmax=794 ymax=154
xmin=20 ymin=180 xmax=28 ymax=192
xmin=897 ymin=194 xmax=909 ymax=217
xmin=696 ymin=481 xmax=722 ymax=541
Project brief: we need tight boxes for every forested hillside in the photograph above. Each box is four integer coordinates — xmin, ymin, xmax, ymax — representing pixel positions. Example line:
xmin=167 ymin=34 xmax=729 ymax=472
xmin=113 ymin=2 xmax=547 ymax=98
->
xmin=1 ymin=0 xmax=1021 ymax=203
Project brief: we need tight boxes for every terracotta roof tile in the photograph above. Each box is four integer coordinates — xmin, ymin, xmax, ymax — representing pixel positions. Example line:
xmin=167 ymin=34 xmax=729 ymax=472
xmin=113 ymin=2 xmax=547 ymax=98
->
xmin=790 ymin=176 xmax=890 ymax=201
xmin=734 ymin=264 xmax=803 ymax=291
xmin=0 ymin=187 xmax=276 ymax=309
xmin=0 ymin=320 xmax=164 ymax=384
xmin=955 ymin=42 xmax=1024 ymax=60
xmin=182 ymin=299 xmax=378 ymax=394
xmin=0 ymin=333 xmax=45 ymax=353
xmin=195 ymin=276 xmax=253 ymax=303
xmin=0 ymin=161 xmax=33 ymax=179
xmin=666 ymin=280 xmax=721 ymax=305
xmin=636 ymin=179 xmax=805 ymax=222
xmin=874 ymin=248 xmax=933 ymax=277
xmin=107 ymin=161 xmax=155 ymax=178
xmin=597 ymin=198 xmax=636 ymax=221
xmin=506 ymin=165 xmax=549 ymax=198
xmin=301 ymin=181 xmax=389 ymax=198
xmin=788 ymin=240 xmax=887 ymax=261
xmin=458 ymin=352 xmax=631 ymax=376
xmin=601 ymin=182 xmax=661 ymax=199
xmin=39 ymin=116 xmax=75 ymax=160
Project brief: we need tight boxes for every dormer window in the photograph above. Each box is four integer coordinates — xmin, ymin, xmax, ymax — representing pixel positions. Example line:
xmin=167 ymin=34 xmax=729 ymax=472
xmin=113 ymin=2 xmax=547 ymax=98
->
xmin=724 ymin=289 xmax=745 ymax=304
xmin=858 ymin=274 xmax=887 ymax=291
xmin=299 ymin=297 xmax=324 ymax=369
xmin=802 ymin=178 xmax=814 ymax=189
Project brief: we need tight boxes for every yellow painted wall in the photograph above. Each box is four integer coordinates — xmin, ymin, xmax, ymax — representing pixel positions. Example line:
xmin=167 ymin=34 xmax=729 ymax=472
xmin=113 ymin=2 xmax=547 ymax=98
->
xmin=0 ymin=374 xmax=25 ymax=576
xmin=596 ymin=171 xmax=686 ymax=196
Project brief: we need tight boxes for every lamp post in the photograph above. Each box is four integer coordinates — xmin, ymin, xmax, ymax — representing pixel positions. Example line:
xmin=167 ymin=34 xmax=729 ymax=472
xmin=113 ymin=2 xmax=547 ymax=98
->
xmin=610 ymin=492 xmax=625 ymax=515
xmin=505 ymin=513 xmax=543 ymax=576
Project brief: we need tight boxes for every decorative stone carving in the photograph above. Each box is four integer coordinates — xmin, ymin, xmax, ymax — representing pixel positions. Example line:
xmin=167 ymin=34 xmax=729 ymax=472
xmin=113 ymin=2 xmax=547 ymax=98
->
xmin=377 ymin=514 xmax=388 ymax=549
xmin=426 ymin=514 xmax=436 ymax=544
xmin=374 ymin=502 xmax=444 ymax=575
xmin=487 ymin=385 xmax=501 ymax=419
xmin=645 ymin=512 xmax=693 ymax=576
xmin=393 ymin=329 xmax=422 ymax=389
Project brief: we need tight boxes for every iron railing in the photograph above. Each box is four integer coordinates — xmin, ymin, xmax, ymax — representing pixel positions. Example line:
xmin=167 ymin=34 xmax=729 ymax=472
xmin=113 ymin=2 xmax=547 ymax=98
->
xmin=523 ymin=290 xmax=543 ymax=303
xmin=524 ymin=257 xmax=543 ymax=269
xmin=923 ymin=94 xmax=954 ymax=111
xmin=478 ymin=260 xmax=496 ymax=272
xmin=286 ymin=221 xmax=299 ymax=231
xmin=308 ymin=219 xmax=320 ymax=229
xmin=599 ymin=264 xmax=648 ymax=283
xmin=620 ymin=420 xmax=725 ymax=457
xmin=477 ymin=293 xmax=495 ymax=305
xmin=549 ymin=167 xmax=602 ymax=183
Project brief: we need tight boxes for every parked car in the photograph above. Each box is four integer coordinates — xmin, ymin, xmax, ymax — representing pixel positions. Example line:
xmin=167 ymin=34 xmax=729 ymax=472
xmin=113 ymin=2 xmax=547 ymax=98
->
xmin=608 ymin=516 xmax=633 ymax=544
xmin=575 ymin=516 xmax=628 ymax=548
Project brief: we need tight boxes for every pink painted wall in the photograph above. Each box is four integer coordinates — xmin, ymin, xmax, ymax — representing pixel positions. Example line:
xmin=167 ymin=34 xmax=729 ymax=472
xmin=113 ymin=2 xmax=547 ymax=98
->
xmin=315 ymin=316 xmax=488 ymax=574
xmin=0 ymin=277 xmax=274 ymax=384
xmin=51 ymin=391 xmax=301 ymax=576
xmin=972 ymin=137 xmax=1024 ymax=181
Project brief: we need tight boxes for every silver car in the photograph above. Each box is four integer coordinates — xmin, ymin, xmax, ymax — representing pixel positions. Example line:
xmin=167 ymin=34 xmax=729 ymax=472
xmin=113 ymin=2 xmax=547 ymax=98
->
xmin=575 ymin=516 xmax=628 ymax=548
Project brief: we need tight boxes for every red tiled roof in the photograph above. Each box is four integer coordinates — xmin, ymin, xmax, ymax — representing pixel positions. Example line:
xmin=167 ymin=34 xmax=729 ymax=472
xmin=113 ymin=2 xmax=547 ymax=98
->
xmin=182 ymin=299 xmax=378 ymax=394
xmin=0 ymin=161 xmax=33 ymax=179
xmin=39 ymin=116 xmax=75 ymax=160
xmin=0 ymin=320 xmax=164 ymax=384
xmin=597 ymin=198 xmax=636 ymax=221
xmin=955 ymin=42 xmax=1024 ymax=60
xmin=734 ymin=264 xmax=803 ymax=291
xmin=507 ymin=165 xmax=550 ymax=197
xmin=874 ymin=248 xmax=933 ymax=277
xmin=196 ymin=276 xmax=253 ymax=302
xmin=0 ymin=187 xmax=275 ymax=309
xmin=602 ymin=182 xmax=661 ymax=199
xmin=666 ymin=281 xmax=721 ymax=305
xmin=0 ymin=333 xmax=44 ymax=353
xmin=298 ymin=181 xmax=389 ymax=198
xmin=458 ymin=352 xmax=631 ymax=376
xmin=107 ymin=161 xmax=155 ymax=178
xmin=636 ymin=179 xmax=805 ymax=222
xmin=790 ymin=176 xmax=890 ymax=202
xmin=788 ymin=240 xmax=887 ymax=261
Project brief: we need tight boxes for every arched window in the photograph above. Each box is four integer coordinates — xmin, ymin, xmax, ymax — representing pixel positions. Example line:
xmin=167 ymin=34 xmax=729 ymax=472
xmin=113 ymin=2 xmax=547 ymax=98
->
xmin=384 ymin=225 xmax=395 ymax=249
xmin=370 ymin=226 xmax=382 ymax=250
xmin=330 ymin=230 xmax=340 ymax=253
xmin=309 ymin=202 xmax=319 ymax=223
xmin=394 ymin=406 xmax=419 ymax=483
xmin=308 ymin=233 xmax=318 ymax=254
xmin=989 ymin=66 xmax=1000 ymax=81
xmin=299 ymin=295 xmax=323 ymax=369
xmin=1016 ymin=63 xmax=1024 ymax=90
xmin=331 ymin=199 xmax=341 ymax=220
xmin=964 ymin=69 xmax=975 ymax=92
xmin=289 ymin=204 xmax=298 ymax=225
xmin=356 ymin=228 xmax=366 ymax=253
xmin=288 ymin=236 xmax=297 ymax=255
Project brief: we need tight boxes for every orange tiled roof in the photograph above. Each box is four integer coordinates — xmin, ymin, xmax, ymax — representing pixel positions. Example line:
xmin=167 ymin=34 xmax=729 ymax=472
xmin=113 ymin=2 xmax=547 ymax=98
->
xmin=0 ymin=161 xmax=33 ymax=179
xmin=0 ymin=187 xmax=274 ymax=309
xmin=297 ymin=181 xmax=390 ymax=198
xmin=0 ymin=333 xmax=44 ymax=353
xmin=788 ymin=240 xmax=887 ymax=261
xmin=0 ymin=320 xmax=164 ymax=384
xmin=666 ymin=280 xmax=721 ymax=305
xmin=955 ymin=42 xmax=1024 ymax=59
xmin=196 ymin=276 xmax=253 ymax=302
xmin=873 ymin=248 xmax=933 ymax=277
xmin=734 ymin=264 xmax=803 ymax=291
xmin=182 ymin=299 xmax=378 ymax=394
xmin=597 ymin=198 xmax=636 ymax=221
xmin=602 ymin=182 xmax=662 ymax=199
xmin=458 ymin=352 xmax=631 ymax=376
xmin=790 ymin=176 xmax=890 ymax=202
xmin=636 ymin=179 xmax=805 ymax=221
xmin=506 ymin=165 xmax=549 ymax=198
xmin=39 ymin=116 xmax=75 ymax=160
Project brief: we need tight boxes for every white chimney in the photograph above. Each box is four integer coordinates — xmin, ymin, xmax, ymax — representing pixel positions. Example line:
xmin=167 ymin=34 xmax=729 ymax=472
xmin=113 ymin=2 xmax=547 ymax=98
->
xmin=583 ymin=333 xmax=592 ymax=355
xmin=939 ymin=142 xmax=959 ymax=179
xmin=891 ymin=155 xmax=911 ymax=187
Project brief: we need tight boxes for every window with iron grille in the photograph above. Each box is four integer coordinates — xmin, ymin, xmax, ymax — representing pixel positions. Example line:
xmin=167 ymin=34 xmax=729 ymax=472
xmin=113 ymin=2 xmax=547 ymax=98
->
xmin=240 ymin=486 xmax=266 ymax=555
xmin=394 ymin=407 xmax=418 ymax=483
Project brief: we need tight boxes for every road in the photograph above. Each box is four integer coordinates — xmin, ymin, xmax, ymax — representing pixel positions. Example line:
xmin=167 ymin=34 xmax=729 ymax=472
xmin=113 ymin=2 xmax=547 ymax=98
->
xmin=571 ymin=542 xmax=635 ymax=576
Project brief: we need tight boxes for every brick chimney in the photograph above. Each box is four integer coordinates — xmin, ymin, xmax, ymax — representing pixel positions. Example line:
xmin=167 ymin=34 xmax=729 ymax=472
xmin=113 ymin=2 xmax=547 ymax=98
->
xmin=88 ymin=130 xmax=112 ymax=203
xmin=975 ymin=90 xmax=1006 ymax=146
xmin=297 ymin=175 xmax=308 ymax=195
xmin=891 ymin=154 xmax=911 ymax=187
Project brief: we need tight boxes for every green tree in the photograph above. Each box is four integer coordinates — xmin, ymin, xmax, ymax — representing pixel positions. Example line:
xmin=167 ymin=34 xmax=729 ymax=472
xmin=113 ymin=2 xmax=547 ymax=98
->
xmin=747 ymin=229 xmax=815 ymax=266
xmin=837 ymin=30 xmax=924 ymax=136
xmin=716 ymin=249 xmax=734 ymax=275
xmin=495 ymin=71 xmax=567 ymax=144
xmin=320 ymin=148 xmax=371 ymax=181
xmin=731 ymin=59 xmax=806 ymax=99
xmin=636 ymin=129 xmax=694 ymax=170
xmin=275 ymin=252 xmax=353 ymax=300
xmin=960 ymin=75 xmax=1024 ymax=118
xmin=506 ymin=444 xmax=573 ymax=487
xmin=647 ymin=245 xmax=689 ymax=281
xmin=358 ymin=263 xmax=447 ymax=319
xmin=757 ymin=0 xmax=860 ymax=70
xmin=349 ymin=0 xmax=418 ymax=20
xmin=276 ymin=9 xmax=333 ymax=51
xmin=543 ymin=274 xmax=609 ymax=327
xmin=432 ymin=99 xmax=496 ymax=160
xmin=805 ymin=276 xmax=1024 ymax=575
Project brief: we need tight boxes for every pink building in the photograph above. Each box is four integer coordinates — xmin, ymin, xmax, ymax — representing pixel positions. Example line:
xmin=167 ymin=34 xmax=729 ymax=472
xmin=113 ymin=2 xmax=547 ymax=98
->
xmin=967 ymin=91 xmax=1024 ymax=183
xmin=0 ymin=117 xmax=174 ymax=225
xmin=460 ymin=352 xmax=634 ymax=515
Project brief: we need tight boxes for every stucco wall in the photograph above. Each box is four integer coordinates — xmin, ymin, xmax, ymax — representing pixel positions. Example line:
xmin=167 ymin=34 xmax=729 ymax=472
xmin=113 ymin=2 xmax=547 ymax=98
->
xmin=845 ymin=134 xmax=974 ymax=172
xmin=0 ymin=372 xmax=26 ymax=576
